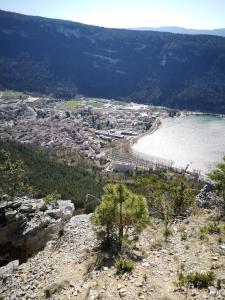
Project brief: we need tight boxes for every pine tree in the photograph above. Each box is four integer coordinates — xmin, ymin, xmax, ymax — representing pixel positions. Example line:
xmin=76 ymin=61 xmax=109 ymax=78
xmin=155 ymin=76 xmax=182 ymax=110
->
xmin=0 ymin=149 xmax=32 ymax=201
xmin=91 ymin=183 xmax=150 ymax=250
xmin=209 ymin=156 xmax=225 ymax=212
xmin=137 ymin=173 xmax=195 ymax=242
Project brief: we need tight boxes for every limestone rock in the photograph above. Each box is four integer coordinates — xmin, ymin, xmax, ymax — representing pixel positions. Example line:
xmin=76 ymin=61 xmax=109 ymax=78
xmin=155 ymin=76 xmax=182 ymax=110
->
xmin=32 ymin=199 xmax=47 ymax=211
xmin=196 ymin=184 xmax=222 ymax=208
xmin=57 ymin=200 xmax=75 ymax=220
xmin=219 ymin=243 xmax=225 ymax=251
xmin=0 ymin=197 xmax=75 ymax=264
xmin=19 ymin=203 xmax=34 ymax=213
xmin=47 ymin=209 xmax=61 ymax=219
xmin=119 ymin=288 xmax=126 ymax=298
xmin=0 ymin=260 xmax=19 ymax=277
xmin=208 ymin=286 xmax=217 ymax=297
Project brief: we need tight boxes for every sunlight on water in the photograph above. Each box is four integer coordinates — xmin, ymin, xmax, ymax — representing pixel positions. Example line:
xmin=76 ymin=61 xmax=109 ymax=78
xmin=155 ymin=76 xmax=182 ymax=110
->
xmin=132 ymin=115 xmax=225 ymax=174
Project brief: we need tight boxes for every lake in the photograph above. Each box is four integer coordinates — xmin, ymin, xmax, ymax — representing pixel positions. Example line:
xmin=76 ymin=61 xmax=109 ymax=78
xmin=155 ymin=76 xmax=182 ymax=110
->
xmin=132 ymin=115 xmax=225 ymax=174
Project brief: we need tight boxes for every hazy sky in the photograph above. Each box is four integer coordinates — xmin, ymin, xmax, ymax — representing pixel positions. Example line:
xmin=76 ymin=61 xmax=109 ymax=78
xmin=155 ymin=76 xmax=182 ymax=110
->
xmin=0 ymin=0 xmax=225 ymax=29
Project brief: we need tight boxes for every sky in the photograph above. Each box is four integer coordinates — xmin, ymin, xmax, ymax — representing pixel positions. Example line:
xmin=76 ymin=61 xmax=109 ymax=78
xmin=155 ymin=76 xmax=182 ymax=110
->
xmin=0 ymin=0 xmax=225 ymax=29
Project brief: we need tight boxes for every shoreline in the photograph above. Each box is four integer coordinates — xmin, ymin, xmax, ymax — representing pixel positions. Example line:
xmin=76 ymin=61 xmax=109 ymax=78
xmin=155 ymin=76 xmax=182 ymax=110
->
xmin=129 ymin=111 xmax=225 ymax=153
xmin=126 ymin=113 xmax=224 ymax=179
xmin=179 ymin=110 xmax=225 ymax=119
xmin=129 ymin=117 xmax=162 ymax=147
xmin=127 ymin=117 xmax=177 ymax=171
xmin=108 ymin=108 xmax=224 ymax=179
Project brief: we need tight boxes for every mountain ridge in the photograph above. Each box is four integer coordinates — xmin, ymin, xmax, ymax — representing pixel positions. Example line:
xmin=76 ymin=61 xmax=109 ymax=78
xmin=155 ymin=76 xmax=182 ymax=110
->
xmin=0 ymin=10 xmax=225 ymax=113
xmin=130 ymin=26 xmax=225 ymax=37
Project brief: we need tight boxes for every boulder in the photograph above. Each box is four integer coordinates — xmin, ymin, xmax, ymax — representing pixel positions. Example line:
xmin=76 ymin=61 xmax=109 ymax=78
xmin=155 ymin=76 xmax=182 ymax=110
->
xmin=47 ymin=209 xmax=61 ymax=219
xmin=19 ymin=203 xmax=34 ymax=213
xmin=57 ymin=200 xmax=75 ymax=220
xmin=31 ymin=199 xmax=47 ymax=211
xmin=196 ymin=184 xmax=222 ymax=208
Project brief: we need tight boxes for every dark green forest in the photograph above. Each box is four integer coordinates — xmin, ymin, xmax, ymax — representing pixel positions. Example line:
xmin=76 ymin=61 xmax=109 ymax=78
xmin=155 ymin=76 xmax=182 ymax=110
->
xmin=0 ymin=10 xmax=225 ymax=112
xmin=0 ymin=139 xmax=102 ymax=208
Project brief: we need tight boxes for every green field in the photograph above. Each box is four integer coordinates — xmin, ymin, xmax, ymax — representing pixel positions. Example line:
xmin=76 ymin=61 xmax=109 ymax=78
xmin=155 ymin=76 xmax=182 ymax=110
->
xmin=64 ymin=100 xmax=80 ymax=109
xmin=86 ymin=99 xmax=105 ymax=108
xmin=64 ymin=98 xmax=105 ymax=109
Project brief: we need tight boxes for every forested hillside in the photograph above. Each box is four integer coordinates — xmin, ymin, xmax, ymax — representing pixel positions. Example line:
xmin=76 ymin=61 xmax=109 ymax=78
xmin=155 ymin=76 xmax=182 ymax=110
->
xmin=0 ymin=139 xmax=102 ymax=208
xmin=0 ymin=10 xmax=225 ymax=112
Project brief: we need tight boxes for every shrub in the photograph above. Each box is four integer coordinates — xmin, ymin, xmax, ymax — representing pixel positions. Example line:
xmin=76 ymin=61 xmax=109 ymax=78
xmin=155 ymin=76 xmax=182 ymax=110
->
xmin=217 ymin=279 xmax=222 ymax=289
xmin=199 ymin=223 xmax=221 ymax=239
xmin=207 ymin=222 xmax=221 ymax=234
xmin=187 ymin=271 xmax=215 ymax=288
xmin=43 ymin=191 xmax=61 ymax=205
xmin=115 ymin=258 xmax=135 ymax=274
xmin=177 ymin=271 xmax=215 ymax=289
xmin=181 ymin=231 xmax=188 ymax=241
xmin=199 ymin=226 xmax=208 ymax=240
xmin=176 ymin=271 xmax=187 ymax=289
xmin=164 ymin=227 xmax=173 ymax=239
xmin=209 ymin=156 xmax=225 ymax=213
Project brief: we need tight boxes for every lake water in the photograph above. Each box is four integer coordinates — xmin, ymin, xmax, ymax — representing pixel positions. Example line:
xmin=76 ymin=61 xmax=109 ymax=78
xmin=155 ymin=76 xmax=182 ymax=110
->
xmin=132 ymin=115 xmax=225 ymax=174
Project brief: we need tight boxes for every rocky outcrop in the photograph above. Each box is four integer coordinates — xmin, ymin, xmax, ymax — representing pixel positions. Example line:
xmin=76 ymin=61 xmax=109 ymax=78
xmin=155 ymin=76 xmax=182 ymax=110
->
xmin=0 ymin=197 xmax=75 ymax=266
xmin=196 ymin=184 xmax=223 ymax=208
xmin=1 ymin=211 xmax=225 ymax=300
xmin=0 ymin=214 xmax=95 ymax=300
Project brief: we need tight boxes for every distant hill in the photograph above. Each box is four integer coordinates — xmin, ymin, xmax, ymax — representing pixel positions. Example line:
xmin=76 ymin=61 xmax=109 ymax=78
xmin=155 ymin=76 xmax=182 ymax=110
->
xmin=0 ymin=10 xmax=225 ymax=113
xmin=131 ymin=26 xmax=225 ymax=37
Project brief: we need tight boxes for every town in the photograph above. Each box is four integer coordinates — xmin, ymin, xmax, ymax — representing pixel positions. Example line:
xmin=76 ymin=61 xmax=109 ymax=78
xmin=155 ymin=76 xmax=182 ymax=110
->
xmin=0 ymin=91 xmax=175 ymax=170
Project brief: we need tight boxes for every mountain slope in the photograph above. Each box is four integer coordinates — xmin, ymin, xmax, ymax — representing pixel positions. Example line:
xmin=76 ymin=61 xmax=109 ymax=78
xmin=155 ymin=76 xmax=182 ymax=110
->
xmin=0 ymin=139 xmax=102 ymax=208
xmin=131 ymin=26 xmax=225 ymax=37
xmin=0 ymin=10 xmax=225 ymax=113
